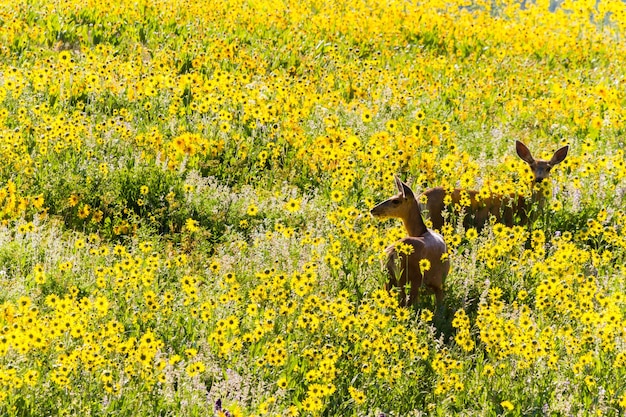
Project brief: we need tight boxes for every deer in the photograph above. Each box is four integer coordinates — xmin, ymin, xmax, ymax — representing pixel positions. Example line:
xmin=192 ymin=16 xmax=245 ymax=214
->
xmin=370 ymin=175 xmax=450 ymax=308
xmin=420 ymin=140 xmax=569 ymax=231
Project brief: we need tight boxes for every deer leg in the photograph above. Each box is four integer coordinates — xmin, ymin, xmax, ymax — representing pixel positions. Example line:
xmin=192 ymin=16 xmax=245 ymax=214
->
xmin=386 ymin=252 xmax=410 ymax=306
xmin=433 ymin=286 xmax=444 ymax=306
xmin=407 ymin=279 xmax=420 ymax=308
xmin=398 ymin=287 xmax=408 ymax=307
xmin=395 ymin=268 xmax=410 ymax=306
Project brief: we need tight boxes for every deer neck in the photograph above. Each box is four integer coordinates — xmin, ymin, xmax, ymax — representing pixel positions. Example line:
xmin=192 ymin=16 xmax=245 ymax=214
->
xmin=402 ymin=200 xmax=428 ymax=237
xmin=531 ymin=186 xmax=549 ymax=208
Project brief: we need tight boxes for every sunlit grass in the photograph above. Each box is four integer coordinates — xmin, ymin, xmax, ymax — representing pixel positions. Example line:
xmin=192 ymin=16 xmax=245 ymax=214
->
xmin=0 ymin=0 xmax=625 ymax=415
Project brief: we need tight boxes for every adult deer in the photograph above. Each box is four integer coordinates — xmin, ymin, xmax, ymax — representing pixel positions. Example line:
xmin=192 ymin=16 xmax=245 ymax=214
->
xmin=371 ymin=175 xmax=450 ymax=307
xmin=420 ymin=140 xmax=569 ymax=231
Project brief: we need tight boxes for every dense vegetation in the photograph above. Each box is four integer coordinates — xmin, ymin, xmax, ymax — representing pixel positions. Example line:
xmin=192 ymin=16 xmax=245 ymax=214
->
xmin=0 ymin=0 xmax=625 ymax=415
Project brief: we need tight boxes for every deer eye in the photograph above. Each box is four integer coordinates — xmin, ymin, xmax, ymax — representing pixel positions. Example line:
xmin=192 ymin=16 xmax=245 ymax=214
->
xmin=391 ymin=199 xmax=401 ymax=205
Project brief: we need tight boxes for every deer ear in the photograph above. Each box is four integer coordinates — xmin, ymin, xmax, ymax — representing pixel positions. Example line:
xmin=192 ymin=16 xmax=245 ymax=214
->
xmin=402 ymin=181 xmax=415 ymax=199
xmin=515 ymin=140 xmax=535 ymax=164
xmin=550 ymin=145 xmax=569 ymax=165
xmin=394 ymin=175 xmax=405 ymax=197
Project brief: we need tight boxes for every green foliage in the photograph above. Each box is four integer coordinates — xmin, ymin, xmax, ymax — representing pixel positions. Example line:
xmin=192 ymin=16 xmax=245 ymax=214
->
xmin=0 ymin=0 xmax=625 ymax=416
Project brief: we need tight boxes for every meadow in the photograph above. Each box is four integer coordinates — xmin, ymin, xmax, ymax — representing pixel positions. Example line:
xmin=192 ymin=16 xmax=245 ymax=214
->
xmin=0 ymin=0 xmax=625 ymax=415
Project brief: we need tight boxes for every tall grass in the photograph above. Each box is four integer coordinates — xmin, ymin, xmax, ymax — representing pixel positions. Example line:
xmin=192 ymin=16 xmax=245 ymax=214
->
xmin=0 ymin=0 xmax=625 ymax=415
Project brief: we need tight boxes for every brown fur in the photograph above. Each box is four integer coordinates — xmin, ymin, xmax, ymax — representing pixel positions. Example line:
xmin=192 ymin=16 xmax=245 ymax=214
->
xmin=371 ymin=176 xmax=450 ymax=307
xmin=420 ymin=140 xmax=569 ymax=231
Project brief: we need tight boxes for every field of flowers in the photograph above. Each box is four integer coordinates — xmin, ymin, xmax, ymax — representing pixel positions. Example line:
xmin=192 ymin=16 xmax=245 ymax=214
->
xmin=1 ymin=0 xmax=626 ymax=415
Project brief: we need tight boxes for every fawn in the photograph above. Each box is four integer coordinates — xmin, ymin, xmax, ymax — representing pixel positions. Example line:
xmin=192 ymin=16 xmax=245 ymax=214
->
xmin=371 ymin=175 xmax=450 ymax=307
xmin=420 ymin=140 xmax=569 ymax=231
